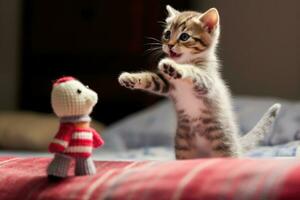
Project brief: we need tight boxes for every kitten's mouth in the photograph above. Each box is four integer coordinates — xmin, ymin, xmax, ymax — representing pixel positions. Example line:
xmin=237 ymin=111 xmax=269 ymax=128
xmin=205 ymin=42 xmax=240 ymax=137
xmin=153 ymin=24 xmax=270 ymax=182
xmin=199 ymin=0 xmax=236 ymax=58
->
xmin=169 ymin=50 xmax=182 ymax=59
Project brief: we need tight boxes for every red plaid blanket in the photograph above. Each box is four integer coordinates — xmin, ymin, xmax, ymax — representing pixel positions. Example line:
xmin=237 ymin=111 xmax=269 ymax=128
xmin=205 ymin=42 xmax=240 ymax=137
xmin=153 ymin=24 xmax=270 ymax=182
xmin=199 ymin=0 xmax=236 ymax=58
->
xmin=0 ymin=157 xmax=299 ymax=200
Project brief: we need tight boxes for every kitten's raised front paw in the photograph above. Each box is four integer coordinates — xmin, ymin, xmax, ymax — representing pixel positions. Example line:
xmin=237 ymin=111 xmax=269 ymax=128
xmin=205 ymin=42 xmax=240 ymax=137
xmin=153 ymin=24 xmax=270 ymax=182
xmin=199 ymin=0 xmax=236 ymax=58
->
xmin=118 ymin=72 xmax=139 ymax=89
xmin=158 ymin=59 xmax=183 ymax=79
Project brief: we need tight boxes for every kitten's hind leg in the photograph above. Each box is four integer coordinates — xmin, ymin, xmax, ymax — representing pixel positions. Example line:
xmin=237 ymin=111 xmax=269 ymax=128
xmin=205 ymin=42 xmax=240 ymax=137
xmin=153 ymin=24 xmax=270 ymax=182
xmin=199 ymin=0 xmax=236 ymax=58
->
xmin=118 ymin=72 xmax=170 ymax=96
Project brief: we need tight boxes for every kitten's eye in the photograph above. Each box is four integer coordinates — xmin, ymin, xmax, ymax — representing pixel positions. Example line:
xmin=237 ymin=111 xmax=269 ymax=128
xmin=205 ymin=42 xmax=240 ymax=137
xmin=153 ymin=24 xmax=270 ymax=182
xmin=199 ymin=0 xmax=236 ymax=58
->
xmin=77 ymin=89 xmax=82 ymax=94
xmin=164 ymin=30 xmax=171 ymax=40
xmin=179 ymin=33 xmax=190 ymax=41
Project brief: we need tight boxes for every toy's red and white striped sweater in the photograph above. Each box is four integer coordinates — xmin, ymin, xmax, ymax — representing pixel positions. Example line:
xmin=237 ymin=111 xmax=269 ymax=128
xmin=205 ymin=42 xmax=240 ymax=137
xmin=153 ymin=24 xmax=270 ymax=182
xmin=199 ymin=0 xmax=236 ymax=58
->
xmin=49 ymin=123 xmax=104 ymax=158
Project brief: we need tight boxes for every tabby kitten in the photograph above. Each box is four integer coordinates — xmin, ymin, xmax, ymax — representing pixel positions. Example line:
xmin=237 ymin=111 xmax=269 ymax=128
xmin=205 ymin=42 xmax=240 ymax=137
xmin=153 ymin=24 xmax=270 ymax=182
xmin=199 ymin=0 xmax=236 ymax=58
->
xmin=118 ymin=5 xmax=281 ymax=158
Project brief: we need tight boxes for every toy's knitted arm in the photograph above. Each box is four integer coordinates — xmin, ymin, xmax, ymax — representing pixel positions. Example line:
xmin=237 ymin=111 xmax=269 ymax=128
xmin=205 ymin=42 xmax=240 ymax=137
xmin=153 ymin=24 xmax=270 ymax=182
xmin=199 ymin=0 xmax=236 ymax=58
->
xmin=92 ymin=130 xmax=104 ymax=148
xmin=48 ymin=129 xmax=72 ymax=153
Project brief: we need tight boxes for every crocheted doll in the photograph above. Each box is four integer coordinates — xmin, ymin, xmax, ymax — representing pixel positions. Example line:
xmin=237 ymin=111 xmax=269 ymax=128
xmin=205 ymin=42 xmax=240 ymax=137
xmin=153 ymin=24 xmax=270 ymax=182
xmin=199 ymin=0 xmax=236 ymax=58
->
xmin=47 ymin=76 xmax=104 ymax=178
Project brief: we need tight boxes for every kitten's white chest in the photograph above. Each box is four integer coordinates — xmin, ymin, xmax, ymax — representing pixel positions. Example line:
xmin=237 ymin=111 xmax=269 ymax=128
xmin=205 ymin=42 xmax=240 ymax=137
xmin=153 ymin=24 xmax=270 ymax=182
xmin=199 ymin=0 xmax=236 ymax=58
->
xmin=170 ymin=80 xmax=206 ymax=117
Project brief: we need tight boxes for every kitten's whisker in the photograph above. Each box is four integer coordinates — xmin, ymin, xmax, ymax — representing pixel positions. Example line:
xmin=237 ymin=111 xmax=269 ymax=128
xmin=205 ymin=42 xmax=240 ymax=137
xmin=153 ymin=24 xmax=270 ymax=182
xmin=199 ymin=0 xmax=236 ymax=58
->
xmin=144 ymin=49 xmax=160 ymax=53
xmin=145 ymin=42 xmax=161 ymax=45
xmin=153 ymin=51 xmax=164 ymax=60
xmin=144 ymin=42 xmax=162 ymax=47
xmin=157 ymin=20 xmax=167 ymax=27
xmin=148 ymin=49 xmax=164 ymax=62
xmin=144 ymin=47 xmax=162 ymax=54
xmin=144 ymin=46 xmax=163 ymax=58
xmin=145 ymin=46 xmax=162 ymax=50
xmin=145 ymin=37 xmax=161 ymax=43
xmin=157 ymin=20 xmax=166 ymax=25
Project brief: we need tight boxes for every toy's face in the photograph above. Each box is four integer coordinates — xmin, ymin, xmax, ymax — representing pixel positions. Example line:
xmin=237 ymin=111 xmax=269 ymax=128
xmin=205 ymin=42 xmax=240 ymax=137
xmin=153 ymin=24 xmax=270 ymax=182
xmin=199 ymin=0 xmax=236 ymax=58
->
xmin=51 ymin=79 xmax=98 ymax=117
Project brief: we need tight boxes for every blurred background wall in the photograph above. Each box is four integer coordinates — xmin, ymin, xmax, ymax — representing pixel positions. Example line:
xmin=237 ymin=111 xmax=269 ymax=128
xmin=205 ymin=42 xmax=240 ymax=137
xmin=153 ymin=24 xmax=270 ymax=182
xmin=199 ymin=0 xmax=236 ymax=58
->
xmin=194 ymin=0 xmax=300 ymax=99
xmin=0 ymin=0 xmax=21 ymax=110
xmin=0 ymin=0 xmax=299 ymax=124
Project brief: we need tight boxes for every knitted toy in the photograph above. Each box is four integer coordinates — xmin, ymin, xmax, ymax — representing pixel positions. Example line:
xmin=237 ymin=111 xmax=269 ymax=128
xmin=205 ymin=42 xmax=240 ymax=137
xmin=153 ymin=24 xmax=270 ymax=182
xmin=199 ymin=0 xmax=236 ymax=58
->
xmin=47 ymin=76 xmax=104 ymax=179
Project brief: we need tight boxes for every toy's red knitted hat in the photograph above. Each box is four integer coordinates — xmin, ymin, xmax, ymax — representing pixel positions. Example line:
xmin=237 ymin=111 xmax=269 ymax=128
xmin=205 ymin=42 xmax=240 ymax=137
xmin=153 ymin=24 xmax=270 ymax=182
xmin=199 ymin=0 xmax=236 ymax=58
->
xmin=53 ymin=76 xmax=76 ymax=86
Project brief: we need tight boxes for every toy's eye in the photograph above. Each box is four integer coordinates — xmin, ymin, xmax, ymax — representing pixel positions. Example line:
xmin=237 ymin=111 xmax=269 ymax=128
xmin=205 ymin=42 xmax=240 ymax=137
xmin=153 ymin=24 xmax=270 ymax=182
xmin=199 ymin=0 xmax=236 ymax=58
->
xmin=77 ymin=89 xmax=82 ymax=94
xmin=164 ymin=30 xmax=171 ymax=40
xmin=179 ymin=33 xmax=190 ymax=41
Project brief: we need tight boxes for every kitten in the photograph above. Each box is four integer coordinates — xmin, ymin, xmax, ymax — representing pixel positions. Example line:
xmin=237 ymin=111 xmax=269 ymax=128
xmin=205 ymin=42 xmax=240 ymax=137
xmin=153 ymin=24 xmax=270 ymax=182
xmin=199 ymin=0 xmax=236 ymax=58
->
xmin=118 ymin=5 xmax=281 ymax=159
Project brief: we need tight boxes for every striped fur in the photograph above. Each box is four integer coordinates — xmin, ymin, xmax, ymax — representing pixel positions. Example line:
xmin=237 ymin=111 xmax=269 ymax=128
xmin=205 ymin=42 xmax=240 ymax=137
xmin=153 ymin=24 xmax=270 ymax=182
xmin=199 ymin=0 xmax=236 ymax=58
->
xmin=119 ymin=5 xmax=281 ymax=159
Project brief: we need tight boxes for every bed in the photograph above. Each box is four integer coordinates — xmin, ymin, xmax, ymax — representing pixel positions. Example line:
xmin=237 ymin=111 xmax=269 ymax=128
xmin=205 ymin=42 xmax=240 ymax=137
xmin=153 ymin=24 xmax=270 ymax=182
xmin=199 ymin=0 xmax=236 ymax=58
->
xmin=1 ymin=96 xmax=300 ymax=199
xmin=0 ymin=156 xmax=299 ymax=200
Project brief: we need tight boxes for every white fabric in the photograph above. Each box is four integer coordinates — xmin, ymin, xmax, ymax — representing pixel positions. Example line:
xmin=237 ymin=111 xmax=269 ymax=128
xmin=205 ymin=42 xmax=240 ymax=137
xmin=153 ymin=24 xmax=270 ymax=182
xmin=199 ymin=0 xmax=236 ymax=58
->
xmin=52 ymin=139 xmax=68 ymax=148
xmin=72 ymin=132 xmax=93 ymax=140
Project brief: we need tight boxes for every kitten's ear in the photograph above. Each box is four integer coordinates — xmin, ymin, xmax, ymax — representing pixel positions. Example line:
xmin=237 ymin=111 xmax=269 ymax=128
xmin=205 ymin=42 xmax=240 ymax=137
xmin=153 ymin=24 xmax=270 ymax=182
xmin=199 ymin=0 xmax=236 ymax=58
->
xmin=166 ymin=5 xmax=180 ymax=18
xmin=199 ymin=8 xmax=219 ymax=33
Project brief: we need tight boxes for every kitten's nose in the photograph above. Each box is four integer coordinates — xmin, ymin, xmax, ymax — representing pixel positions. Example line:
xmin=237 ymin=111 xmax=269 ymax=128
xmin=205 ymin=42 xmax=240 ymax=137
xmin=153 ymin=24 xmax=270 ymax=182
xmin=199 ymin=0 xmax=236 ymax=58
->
xmin=168 ymin=44 xmax=174 ymax=50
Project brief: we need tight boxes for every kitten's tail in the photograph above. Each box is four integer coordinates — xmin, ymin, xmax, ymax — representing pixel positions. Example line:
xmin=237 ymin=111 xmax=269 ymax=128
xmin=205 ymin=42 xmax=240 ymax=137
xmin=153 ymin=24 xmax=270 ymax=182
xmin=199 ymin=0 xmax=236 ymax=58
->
xmin=240 ymin=103 xmax=281 ymax=152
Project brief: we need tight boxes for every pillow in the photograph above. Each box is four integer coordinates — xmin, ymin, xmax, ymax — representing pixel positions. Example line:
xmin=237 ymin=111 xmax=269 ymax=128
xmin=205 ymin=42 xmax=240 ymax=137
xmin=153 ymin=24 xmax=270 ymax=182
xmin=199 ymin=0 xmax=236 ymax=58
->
xmin=0 ymin=111 xmax=105 ymax=151
xmin=101 ymin=101 xmax=176 ymax=150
